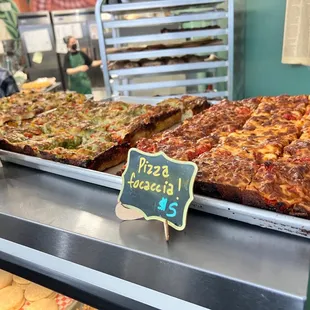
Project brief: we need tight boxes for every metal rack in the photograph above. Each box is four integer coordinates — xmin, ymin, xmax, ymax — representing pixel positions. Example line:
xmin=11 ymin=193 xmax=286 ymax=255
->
xmin=95 ymin=0 xmax=235 ymax=99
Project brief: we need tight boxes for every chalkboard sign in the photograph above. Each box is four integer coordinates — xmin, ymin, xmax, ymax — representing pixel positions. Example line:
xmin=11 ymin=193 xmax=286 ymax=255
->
xmin=118 ymin=148 xmax=198 ymax=231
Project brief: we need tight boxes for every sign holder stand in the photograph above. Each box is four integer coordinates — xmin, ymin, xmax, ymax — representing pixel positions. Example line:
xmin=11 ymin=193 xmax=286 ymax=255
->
xmin=115 ymin=202 xmax=143 ymax=221
xmin=117 ymin=148 xmax=198 ymax=243
xmin=116 ymin=202 xmax=170 ymax=242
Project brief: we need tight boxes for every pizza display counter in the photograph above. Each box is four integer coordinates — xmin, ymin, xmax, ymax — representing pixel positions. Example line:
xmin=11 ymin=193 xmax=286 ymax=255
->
xmin=0 ymin=162 xmax=309 ymax=310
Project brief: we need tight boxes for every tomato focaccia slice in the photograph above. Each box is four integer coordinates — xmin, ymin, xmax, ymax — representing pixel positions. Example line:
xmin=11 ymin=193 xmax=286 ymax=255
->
xmin=212 ymin=98 xmax=260 ymax=112
xmin=173 ymin=114 xmax=247 ymax=141
xmin=259 ymin=94 xmax=310 ymax=105
xmin=300 ymin=127 xmax=310 ymax=140
xmin=243 ymin=113 xmax=304 ymax=131
xmin=194 ymin=155 xmax=257 ymax=203
xmin=243 ymin=99 xmax=307 ymax=131
xmin=305 ymin=104 xmax=310 ymax=115
xmin=211 ymin=139 xmax=284 ymax=162
xmin=302 ymin=119 xmax=310 ymax=133
xmin=283 ymin=140 xmax=310 ymax=162
xmin=170 ymin=100 xmax=255 ymax=140
xmin=238 ymin=96 xmax=263 ymax=107
xmin=238 ymin=94 xmax=308 ymax=108
xmin=227 ymin=125 xmax=299 ymax=145
xmin=282 ymin=120 xmax=310 ymax=161
xmin=207 ymin=99 xmax=257 ymax=115
xmin=210 ymin=125 xmax=299 ymax=162
xmin=255 ymin=100 xmax=307 ymax=114
xmin=244 ymin=95 xmax=309 ymax=125
xmin=135 ymin=99 xmax=256 ymax=161
xmin=301 ymin=110 xmax=310 ymax=136
xmin=243 ymin=161 xmax=310 ymax=218
xmin=136 ymin=135 xmax=213 ymax=161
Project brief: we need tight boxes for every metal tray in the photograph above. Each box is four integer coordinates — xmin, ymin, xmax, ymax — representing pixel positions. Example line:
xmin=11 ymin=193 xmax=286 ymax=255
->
xmin=1 ymin=149 xmax=309 ymax=239
xmin=104 ymin=95 xmax=222 ymax=105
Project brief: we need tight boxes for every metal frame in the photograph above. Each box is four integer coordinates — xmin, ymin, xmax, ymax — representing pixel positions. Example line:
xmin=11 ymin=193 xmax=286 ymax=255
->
xmin=95 ymin=0 xmax=233 ymax=99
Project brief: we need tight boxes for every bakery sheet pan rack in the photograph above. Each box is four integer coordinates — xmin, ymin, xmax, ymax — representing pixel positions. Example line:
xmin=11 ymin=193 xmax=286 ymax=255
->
xmin=104 ymin=10 xmax=228 ymax=29
xmin=101 ymin=0 xmax=226 ymax=13
xmin=95 ymin=0 xmax=238 ymax=99
xmin=0 ymin=150 xmax=309 ymax=239
xmin=110 ymin=60 xmax=229 ymax=78
xmin=106 ymin=45 xmax=228 ymax=62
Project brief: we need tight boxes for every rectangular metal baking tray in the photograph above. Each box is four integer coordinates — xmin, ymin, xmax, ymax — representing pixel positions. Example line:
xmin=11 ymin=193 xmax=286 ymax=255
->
xmin=1 ymin=149 xmax=309 ymax=239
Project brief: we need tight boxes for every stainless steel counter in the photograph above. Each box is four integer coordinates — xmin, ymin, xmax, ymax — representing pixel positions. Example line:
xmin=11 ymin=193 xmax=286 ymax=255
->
xmin=0 ymin=163 xmax=309 ymax=310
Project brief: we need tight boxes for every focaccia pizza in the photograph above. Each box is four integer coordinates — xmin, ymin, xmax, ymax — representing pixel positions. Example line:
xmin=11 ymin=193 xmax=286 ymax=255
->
xmin=0 ymin=93 xmax=209 ymax=171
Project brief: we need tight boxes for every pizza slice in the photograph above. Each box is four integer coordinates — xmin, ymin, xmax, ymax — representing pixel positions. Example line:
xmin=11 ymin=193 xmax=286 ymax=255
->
xmin=243 ymin=100 xmax=307 ymax=131
xmin=136 ymin=99 xmax=257 ymax=163
xmin=0 ymin=91 xmax=86 ymax=126
xmin=107 ymin=104 xmax=182 ymax=144
xmin=175 ymin=101 xmax=255 ymax=138
xmin=211 ymin=125 xmax=299 ymax=161
xmin=243 ymin=160 xmax=310 ymax=218
xmin=39 ymin=141 xmax=129 ymax=171
xmin=301 ymin=127 xmax=310 ymax=140
xmin=283 ymin=140 xmax=310 ymax=162
xmin=137 ymin=134 xmax=214 ymax=161
xmin=259 ymin=94 xmax=310 ymax=105
xmin=0 ymin=129 xmax=84 ymax=156
xmin=194 ymin=155 xmax=257 ymax=203
xmin=211 ymin=140 xmax=284 ymax=162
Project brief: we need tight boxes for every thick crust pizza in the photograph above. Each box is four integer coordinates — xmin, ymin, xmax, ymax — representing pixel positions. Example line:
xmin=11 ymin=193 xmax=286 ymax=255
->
xmin=0 ymin=93 xmax=209 ymax=171
xmin=243 ymin=160 xmax=310 ymax=218
xmin=137 ymin=94 xmax=310 ymax=219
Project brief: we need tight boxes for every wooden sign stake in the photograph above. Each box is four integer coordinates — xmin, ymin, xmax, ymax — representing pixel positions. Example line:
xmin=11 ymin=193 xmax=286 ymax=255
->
xmin=163 ymin=220 xmax=170 ymax=242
